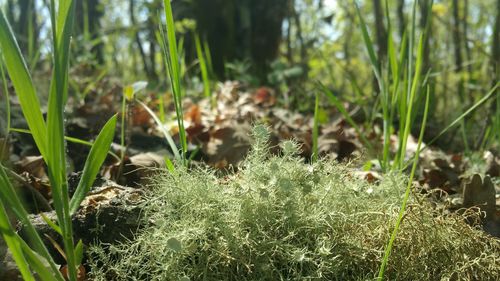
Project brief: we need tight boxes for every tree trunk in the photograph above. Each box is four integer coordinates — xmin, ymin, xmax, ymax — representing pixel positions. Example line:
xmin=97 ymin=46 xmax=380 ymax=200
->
xmin=249 ymin=0 xmax=288 ymax=81
xmin=373 ymin=0 xmax=387 ymax=62
xmin=397 ymin=0 xmax=405 ymax=38
xmin=452 ymin=0 xmax=465 ymax=101
xmin=130 ymin=0 xmax=151 ymax=79
xmin=88 ymin=0 xmax=105 ymax=64
xmin=191 ymin=0 xmax=288 ymax=82
xmin=146 ymin=0 xmax=161 ymax=81
xmin=419 ymin=0 xmax=431 ymax=74
xmin=463 ymin=0 xmax=473 ymax=80
xmin=290 ymin=0 xmax=306 ymax=69
xmin=476 ymin=0 xmax=500 ymax=148
xmin=7 ymin=0 xmax=38 ymax=58
xmin=373 ymin=0 xmax=387 ymax=94
xmin=492 ymin=0 xmax=500 ymax=79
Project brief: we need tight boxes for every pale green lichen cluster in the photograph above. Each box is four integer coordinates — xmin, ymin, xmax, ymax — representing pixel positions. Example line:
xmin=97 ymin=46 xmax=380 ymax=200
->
xmin=88 ymin=126 xmax=500 ymax=281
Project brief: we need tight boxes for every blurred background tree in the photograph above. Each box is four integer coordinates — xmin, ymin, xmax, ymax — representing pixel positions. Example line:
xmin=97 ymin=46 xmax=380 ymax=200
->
xmin=1 ymin=0 xmax=499 ymax=149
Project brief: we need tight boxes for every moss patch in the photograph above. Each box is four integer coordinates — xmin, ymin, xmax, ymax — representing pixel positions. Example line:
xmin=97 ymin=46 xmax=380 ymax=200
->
xmin=88 ymin=127 xmax=500 ymax=281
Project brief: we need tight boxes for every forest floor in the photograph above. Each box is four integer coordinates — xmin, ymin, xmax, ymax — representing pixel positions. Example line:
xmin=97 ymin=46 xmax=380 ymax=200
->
xmin=1 ymin=78 xmax=500 ymax=280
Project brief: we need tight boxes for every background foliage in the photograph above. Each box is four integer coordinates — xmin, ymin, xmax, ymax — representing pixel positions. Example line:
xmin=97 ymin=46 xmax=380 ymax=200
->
xmin=1 ymin=0 xmax=498 ymax=150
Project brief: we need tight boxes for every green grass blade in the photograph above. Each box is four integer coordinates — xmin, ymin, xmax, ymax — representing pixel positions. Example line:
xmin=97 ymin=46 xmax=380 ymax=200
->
xmin=46 ymin=1 xmax=78 ymax=280
xmin=0 ymin=163 xmax=64 ymax=280
xmin=354 ymin=1 xmax=380 ymax=74
xmin=428 ymin=83 xmax=500 ymax=146
xmin=40 ymin=213 xmax=62 ymax=236
xmin=74 ymin=239 xmax=84 ymax=265
xmin=10 ymin=128 xmax=120 ymax=161
xmin=312 ymin=92 xmax=320 ymax=162
xmin=161 ymin=0 xmax=187 ymax=165
xmin=203 ymin=37 xmax=215 ymax=79
xmin=319 ymin=82 xmax=374 ymax=152
xmin=378 ymin=85 xmax=431 ymax=280
xmin=19 ymin=239 xmax=60 ymax=281
xmin=0 ymin=9 xmax=47 ymax=158
xmin=194 ymin=32 xmax=211 ymax=100
xmin=396 ymin=33 xmax=424 ymax=170
xmin=0 ymin=55 xmax=10 ymax=134
xmin=0 ymin=211 xmax=59 ymax=281
xmin=164 ymin=156 xmax=176 ymax=174
xmin=138 ymin=100 xmax=181 ymax=160
xmin=70 ymin=115 xmax=117 ymax=215
xmin=0 ymin=164 xmax=43 ymax=252
xmin=388 ymin=32 xmax=398 ymax=90
xmin=0 ymin=203 xmax=35 ymax=281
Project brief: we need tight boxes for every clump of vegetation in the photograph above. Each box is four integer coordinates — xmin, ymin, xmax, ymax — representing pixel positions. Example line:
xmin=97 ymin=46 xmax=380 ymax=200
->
xmin=88 ymin=126 xmax=500 ymax=281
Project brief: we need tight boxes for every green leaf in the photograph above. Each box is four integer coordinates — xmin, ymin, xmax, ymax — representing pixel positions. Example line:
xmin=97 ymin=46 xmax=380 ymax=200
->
xmin=74 ymin=240 xmax=84 ymax=266
xmin=0 ymin=163 xmax=64 ymax=280
xmin=40 ymin=213 xmax=62 ymax=236
xmin=124 ymin=81 xmax=148 ymax=101
xmin=354 ymin=1 xmax=383 ymax=88
xmin=0 ymin=203 xmax=35 ymax=281
xmin=164 ymin=156 xmax=176 ymax=174
xmin=20 ymin=239 xmax=60 ymax=281
xmin=124 ymin=85 xmax=134 ymax=101
xmin=312 ymin=93 xmax=320 ymax=162
xmin=0 ymin=9 xmax=47 ymax=158
xmin=161 ymin=0 xmax=187 ymax=165
xmin=194 ymin=32 xmax=211 ymax=99
xmin=167 ymin=237 xmax=182 ymax=253
xmin=9 ymin=128 xmax=120 ymax=161
xmin=138 ymin=100 xmax=181 ymax=160
xmin=427 ymin=83 xmax=500 ymax=146
xmin=70 ymin=115 xmax=117 ymax=215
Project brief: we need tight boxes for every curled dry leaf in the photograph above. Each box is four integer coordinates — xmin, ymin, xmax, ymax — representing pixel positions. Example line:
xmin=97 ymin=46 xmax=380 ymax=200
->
xmin=462 ymin=174 xmax=496 ymax=219
xmin=253 ymin=87 xmax=276 ymax=107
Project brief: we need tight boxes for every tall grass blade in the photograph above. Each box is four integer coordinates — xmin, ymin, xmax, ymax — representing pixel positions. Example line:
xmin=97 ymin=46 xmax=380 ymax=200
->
xmin=0 ymin=9 xmax=47 ymax=157
xmin=0 ymin=163 xmax=64 ymax=280
xmin=354 ymin=1 xmax=380 ymax=78
xmin=427 ymin=83 xmax=499 ymax=146
xmin=396 ymin=33 xmax=424 ymax=169
xmin=138 ymin=100 xmax=181 ymax=160
xmin=194 ymin=32 xmax=211 ymax=100
xmin=19 ymin=239 xmax=60 ymax=281
xmin=378 ymin=86 xmax=431 ymax=280
xmin=0 ymin=203 xmax=34 ymax=281
xmin=203 ymin=37 xmax=215 ymax=79
xmin=161 ymin=0 xmax=187 ymax=165
xmin=312 ymin=92 xmax=320 ymax=162
xmin=70 ymin=115 xmax=117 ymax=214
xmin=319 ymin=82 xmax=374 ymax=152
xmin=0 ymin=55 xmax=10 ymax=134
xmin=10 ymin=127 xmax=120 ymax=161
xmin=46 ymin=1 xmax=79 ymax=279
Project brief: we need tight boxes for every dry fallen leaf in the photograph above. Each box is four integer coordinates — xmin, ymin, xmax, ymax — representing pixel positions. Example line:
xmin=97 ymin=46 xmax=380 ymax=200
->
xmin=462 ymin=174 xmax=496 ymax=219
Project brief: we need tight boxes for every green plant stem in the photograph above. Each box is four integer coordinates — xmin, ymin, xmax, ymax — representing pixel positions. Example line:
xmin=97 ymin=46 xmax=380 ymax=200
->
xmin=48 ymin=1 xmax=78 ymax=279
xmin=427 ymin=83 xmax=499 ymax=147
xmin=10 ymin=128 xmax=120 ymax=161
xmin=395 ymin=34 xmax=424 ymax=171
xmin=120 ymin=95 xmax=127 ymax=161
xmin=0 ymin=163 xmax=64 ymax=280
xmin=0 ymin=55 xmax=10 ymax=134
xmin=312 ymin=92 xmax=320 ymax=162
xmin=378 ymin=86 xmax=430 ymax=280
xmin=194 ymin=32 xmax=211 ymax=104
xmin=161 ymin=0 xmax=187 ymax=166
xmin=0 ymin=55 xmax=10 ymax=160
